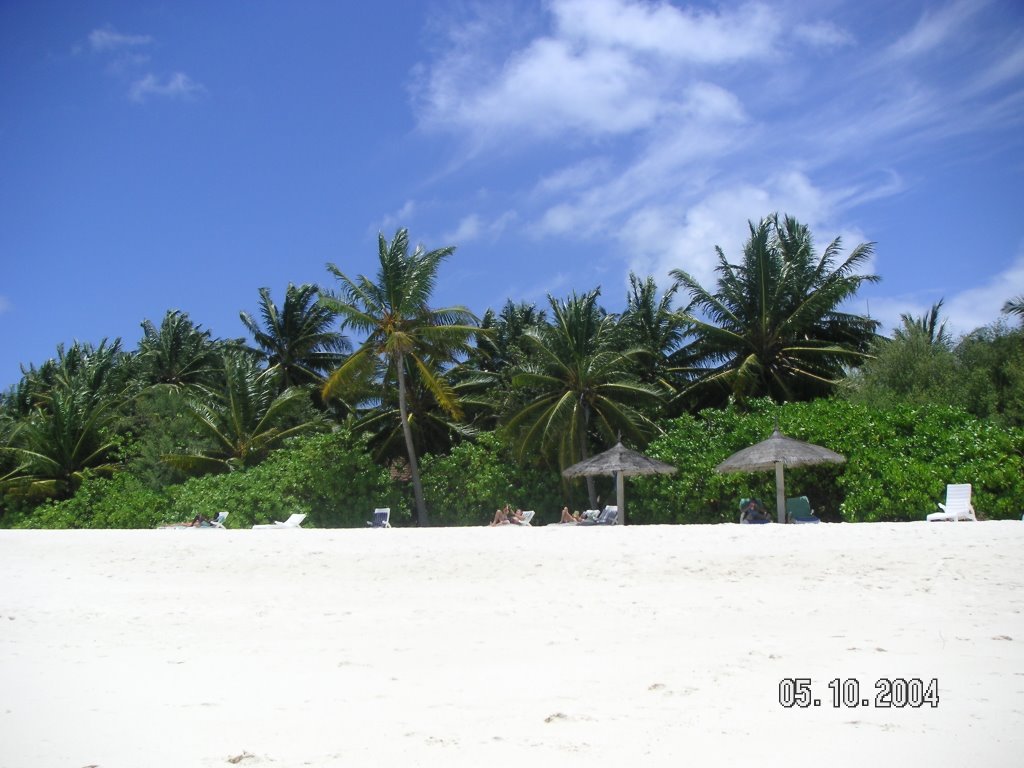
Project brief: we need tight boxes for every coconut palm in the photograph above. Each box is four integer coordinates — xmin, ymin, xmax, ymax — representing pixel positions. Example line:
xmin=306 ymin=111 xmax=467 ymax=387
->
xmin=617 ymin=273 xmax=691 ymax=399
xmin=504 ymin=289 xmax=663 ymax=507
xmin=1003 ymin=296 xmax=1024 ymax=319
xmin=895 ymin=299 xmax=951 ymax=347
xmin=354 ymin=353 xmax=480 ymax=462
xmin=239 ymin=283 xmax=349 ymax=390
xmin=162 ymin=350 xmax=315 ymax=475
xmin=670 ymin=214 xmax=880 ymax=406
xmin=454 ymin=300 xmax=548 ymax=432
xmin=470 ymin=300 xmax=546 ymax=375
xmin=319 ymin=228 xmax=478 ymax=525
xmin=136 ymin=310 xmax=222 ymax=390
xmin=1 ymin=340 xmax=127 ymax=498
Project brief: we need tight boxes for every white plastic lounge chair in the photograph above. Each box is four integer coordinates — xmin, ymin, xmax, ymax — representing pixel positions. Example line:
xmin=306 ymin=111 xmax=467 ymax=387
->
xmin=253 ymin=513 xmax=307 ymax=529
xmin=926 ymin=484 xmax=977 ymax=522
xmin=515 ymin=510 xmax=535 ymax=526
xmin=367 ymin=508 xmax=391 ymax=528
xmin=578 ymin=506 xmax=618 ymax=526
xmin=211 ymin=511 xmax=229 ymax=528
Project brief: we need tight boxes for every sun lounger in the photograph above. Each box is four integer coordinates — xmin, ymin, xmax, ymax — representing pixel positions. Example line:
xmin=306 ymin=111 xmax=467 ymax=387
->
xmin=785 ymin=496 xmax=819 ymax=524
xmin=367 ymin=508 xmax=391 ymax=528
xmin=514 ymin=510 xmax=535 ymax=526
xmin=926 ymin=484 xmax=977 ymax=522
xmin=211 ymin=511 xmax=229 ymax=528
xmin=578 ymin=506 xmax=618 ymax=526
xmin=253 ymin=513 xmax=306 ymax=529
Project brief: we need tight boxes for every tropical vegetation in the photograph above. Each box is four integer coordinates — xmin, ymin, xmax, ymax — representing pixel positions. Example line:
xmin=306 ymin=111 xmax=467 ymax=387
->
xmin=670 ymin=214 xmax=879 ymax=407
xmin=3 ymin=214 xmax=1022 ymax=528
xmin=318 ymin=228 xmax=478 ymax=525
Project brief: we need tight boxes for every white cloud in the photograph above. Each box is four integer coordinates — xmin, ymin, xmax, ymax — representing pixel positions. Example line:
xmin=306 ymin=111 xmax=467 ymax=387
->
xmin=416 ymin=0 xmax=778 ymax=145
xmin=968 ymin=40 xmax=1024 ymax=94
xmin=533 ymin=82 xmax=750 ymax=239
xmin=129 ymin=72 xmax=205 ymax=102
xmin=447 ymin=214 xmax=482 ymax=243
xmin=886 ymin=0 xmax=986 ymax=60
xmin=411 ymin=0 xmax=1020 ymax=330
xmin=84 ymin=26 xmax=205 ymax=105
xmin=377 ymin=200 xmax=418 ymax=235
xmin=794 ymin=21 xmax=854 ymax=49
xmin=943 ymin=247 xmax=1024 ymax=334
xmin=0 ymin=296 xmax=11 ymax=315
xmin=88 ymin=26 xmax=152 ymax=52
xmin=533 ymin=158 xmax=611 ymax=196
xmin=551 ymin=0 xmax=781 ymax=64
xmin=447 ymin=38 xmax=662 ymax=139
xmin=443 ymin=211 xmax=518 ymax=244
xmin=623 ymin=171 xmax=872 ymax=293
xmin=864 ymin=246 xmax=1024 ymax=337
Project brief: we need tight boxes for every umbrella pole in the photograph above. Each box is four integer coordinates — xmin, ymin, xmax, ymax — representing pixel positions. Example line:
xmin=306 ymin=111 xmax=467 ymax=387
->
xmin=616 ymin=471 xmax=625 ymax=525
xmin=775 ymin=461 xmax=786 ymax=524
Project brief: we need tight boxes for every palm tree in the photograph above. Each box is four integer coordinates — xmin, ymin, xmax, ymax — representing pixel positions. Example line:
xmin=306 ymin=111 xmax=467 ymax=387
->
xmin=318 ymin=228 xmax=478 ymax=525
xmin=162 ymin=350 xmax=315 ymax=475
xmin=239 ymin=283 xmax=349 ymax=390
xmin=895 ymin=299 xmax=951 ymax=347
xmin=670 ymin=214 xmax=880 ymax=406
xmin=136 ymin=310 xmax=222 ymax=390
xmin=470 ymin=300 xmax=546 ymax=376
xmin=1 ymin=340 xmax=127 ymax=498
xmin=1003 ymin=296 xmax=1024 ymax=319
xmin=355 ymin=354 xmax=480 ymax=462
xmin=617 ymin=273 xmax=691 ymax=402
xmin=455 ymin=300 xmax=547 ymax=432
xmin=504 ymin=289 xmax=663 ymax=507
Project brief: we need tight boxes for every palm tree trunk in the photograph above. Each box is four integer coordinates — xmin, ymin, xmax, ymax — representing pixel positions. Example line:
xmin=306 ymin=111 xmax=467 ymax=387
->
xmin=579 ymin=400 xmax=597 ymax=508
xmin=395 ymin=352 xmax=429 ymax=526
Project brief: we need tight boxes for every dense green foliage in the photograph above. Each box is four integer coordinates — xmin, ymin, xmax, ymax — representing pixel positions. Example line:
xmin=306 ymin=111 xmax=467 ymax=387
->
xmin=629 ymin=398 xmax=1024 ymax=524
xmin=505 ymin=289 xmax=662 ymax=508
xmin=14 ymin=430 xmax=396 ymax=529
xmin=239 ymin=283 xmax=348 ymax=390
xmin=319 ymin=228 xmax=478 ymax=525
xmin=419 ymin=432 xmax=567 ymax=526
xmin=846 ymin=314 xmax=1024 ymax=428
xmin=15 ymin=472 xmax=168 ymax=529
xmin=2 ymin=214 xmax=1022 ymax=529
xmin=167 ymin=430 xmax=397 ymax=528
xmin=672 ymin=214 xmax=879 ymax=406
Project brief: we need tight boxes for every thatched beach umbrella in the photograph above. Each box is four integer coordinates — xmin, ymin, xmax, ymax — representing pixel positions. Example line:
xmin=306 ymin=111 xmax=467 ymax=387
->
xmin=715 ymin=427 xmax=845 ymax=523
xmin=562 ymin=442 xmax=677 ymax=525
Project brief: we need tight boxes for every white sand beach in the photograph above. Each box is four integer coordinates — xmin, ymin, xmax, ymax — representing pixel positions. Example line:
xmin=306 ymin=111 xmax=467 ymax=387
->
xmin=1 ymin=521 xmax=1022 ymax=767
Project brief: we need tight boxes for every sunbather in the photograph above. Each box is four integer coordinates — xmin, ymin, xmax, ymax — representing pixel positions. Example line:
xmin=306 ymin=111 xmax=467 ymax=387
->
xmin=559 ymin=506 xmax=580 ymax=524
xmin=489 ymin=505 xmax=511 ymax=526
xmin=740 ymin=498 xmax=771 ymax=524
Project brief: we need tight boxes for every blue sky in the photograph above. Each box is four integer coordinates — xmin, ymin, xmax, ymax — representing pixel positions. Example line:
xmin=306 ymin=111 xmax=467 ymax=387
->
xmin=2 ymin=0 xmax=1023 ymax=390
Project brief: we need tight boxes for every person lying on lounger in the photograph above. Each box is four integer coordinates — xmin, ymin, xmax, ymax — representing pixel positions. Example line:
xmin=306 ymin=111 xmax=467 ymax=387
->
xmin=740 ymin=498 xmax=771 ymax=524
xmin=489 ymin=505 xmax=511 ymax=526
xmin=559 ymin=506 xmax=581 ymax=523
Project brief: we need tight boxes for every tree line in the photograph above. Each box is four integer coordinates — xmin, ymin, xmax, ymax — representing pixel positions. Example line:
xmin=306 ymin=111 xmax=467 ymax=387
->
xmin=2 ymin=214 xmax=1022 ymax=526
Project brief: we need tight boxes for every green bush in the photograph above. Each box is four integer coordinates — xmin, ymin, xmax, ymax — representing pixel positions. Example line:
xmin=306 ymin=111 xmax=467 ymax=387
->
xmin=167 ymin=429 xmax=397 ymax=528
xmin=16 ymin=472 xmax=168 ymax=529
xmin=419 ymin=432 xmax=567 ymax=525
xmin=629 ymin=398 xmax=1024 ymax=523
